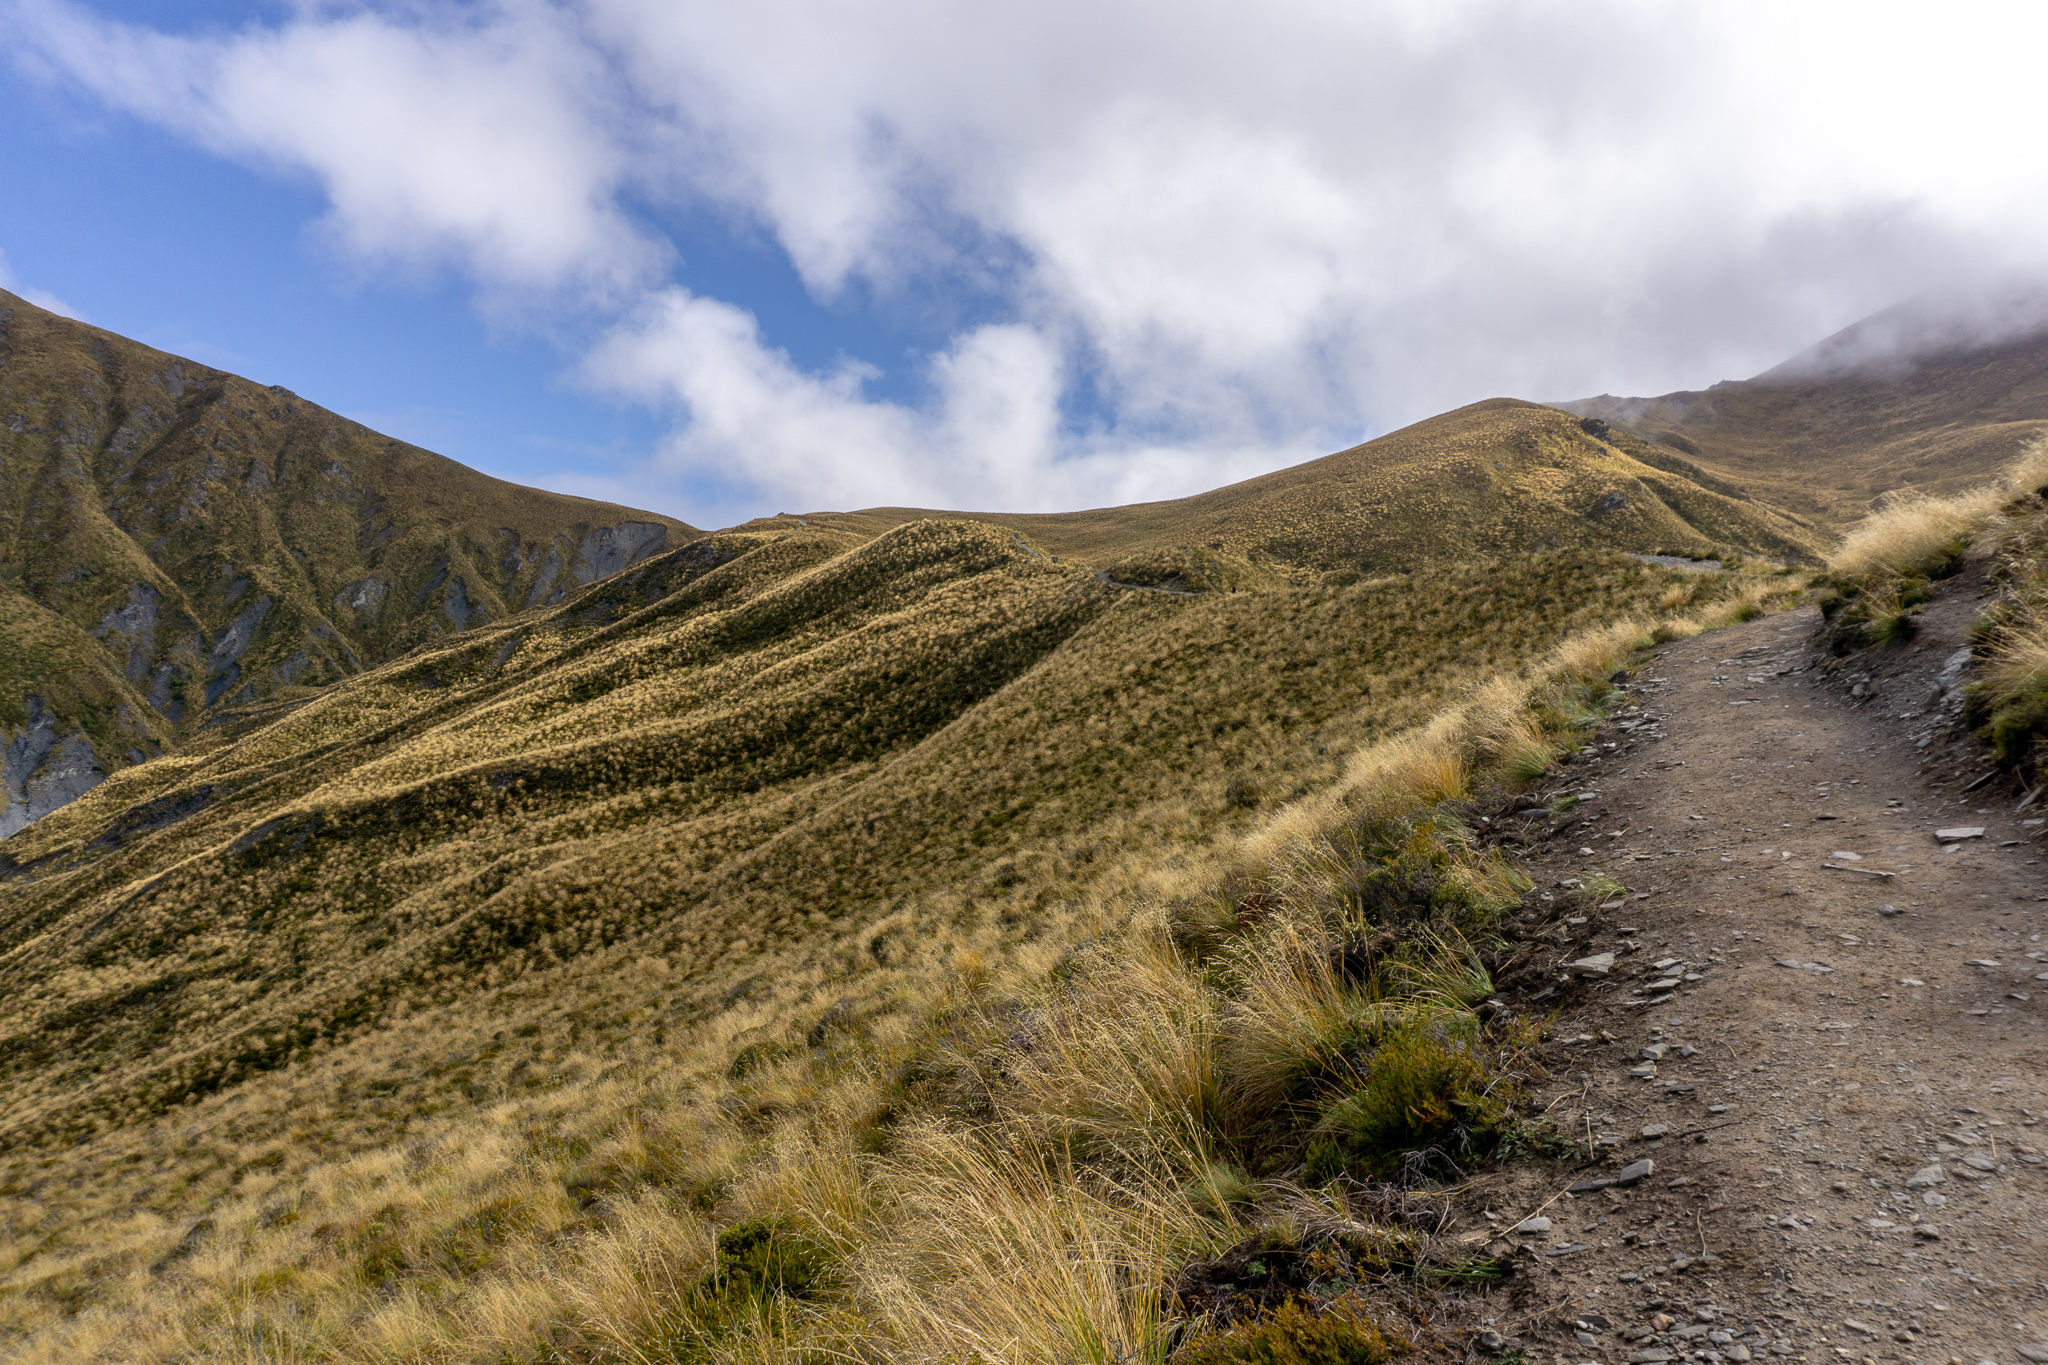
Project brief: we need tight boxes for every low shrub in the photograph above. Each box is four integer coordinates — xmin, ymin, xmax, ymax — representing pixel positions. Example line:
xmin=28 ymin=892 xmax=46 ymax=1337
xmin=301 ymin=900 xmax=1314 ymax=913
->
xmin=1299 ymin=1016 xmax=1514 ymax=1181
xmin=1175 ymin=1297 xmax=1401 ymax=1365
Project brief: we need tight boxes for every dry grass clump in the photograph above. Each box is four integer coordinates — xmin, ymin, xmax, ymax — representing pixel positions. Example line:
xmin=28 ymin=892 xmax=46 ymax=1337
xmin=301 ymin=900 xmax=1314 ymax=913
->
xmin=1820 ymin=439 xmax=2048 ymax=654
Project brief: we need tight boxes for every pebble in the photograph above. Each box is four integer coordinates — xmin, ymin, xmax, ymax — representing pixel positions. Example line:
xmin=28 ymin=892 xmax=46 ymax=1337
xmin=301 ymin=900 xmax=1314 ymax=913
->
xmin=1644 ymin=977 xmax=1682 ymax=992
xmin=1642 ymin=1042 xmax=1669 ymax=1060
xmin=1514 ymin=1215 xmax=1552 ymax=1233
xmin=1615 ymin=1158 xmax=1656 ymax=1187
xmin=2015 ymin=1346 xmax=2048 ymax=1363
xmin=1475 ymin=1329 xmax=1507 ymax=1352
xmin=1641 ymin=1123 xmax=1669 ymax=1138
xmin=1961 ymin=1154 xmax=1996 ymax=1171
xmin=1629 ymin=1064 xmax=1658 ymax=1078
xmin=1568 ymin=952 xmax=1617 ymax=978
xmin=1934 ymin=826 xmax=1987 ymax=840
xmin=1906 ymin=1163 xmax=1945 ymax=1189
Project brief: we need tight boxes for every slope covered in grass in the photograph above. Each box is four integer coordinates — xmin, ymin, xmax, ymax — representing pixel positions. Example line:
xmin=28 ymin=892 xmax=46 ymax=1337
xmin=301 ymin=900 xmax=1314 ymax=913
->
xmin=1563 ymin=301 xmax=2048 ymax=527
xmin=744 ymin=399 xmax=1824 ymax=574
xmin=0 ymin=516 xmax=1786 ymax=1359
xmin=0 ymin=289 xmax=696 ymax=832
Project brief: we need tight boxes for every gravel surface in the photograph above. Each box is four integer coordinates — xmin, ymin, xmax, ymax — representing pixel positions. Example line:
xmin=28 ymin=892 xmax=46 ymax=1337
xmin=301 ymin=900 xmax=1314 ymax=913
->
xmin=1449 ymin=586 xmax=2048 ymax=1365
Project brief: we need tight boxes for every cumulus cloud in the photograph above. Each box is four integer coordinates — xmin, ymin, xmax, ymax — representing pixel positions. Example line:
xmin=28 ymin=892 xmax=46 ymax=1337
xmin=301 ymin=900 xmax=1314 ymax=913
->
xmin=7 ymin=0 xmax=662 ymax=298
xmin=10 ymin=0 xmax=2048 ymax=520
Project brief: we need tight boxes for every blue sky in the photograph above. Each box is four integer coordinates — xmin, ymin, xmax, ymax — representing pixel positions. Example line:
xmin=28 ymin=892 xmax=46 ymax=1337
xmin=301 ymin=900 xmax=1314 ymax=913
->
xmin=4 ymin=1 xmax=2046 ymax=530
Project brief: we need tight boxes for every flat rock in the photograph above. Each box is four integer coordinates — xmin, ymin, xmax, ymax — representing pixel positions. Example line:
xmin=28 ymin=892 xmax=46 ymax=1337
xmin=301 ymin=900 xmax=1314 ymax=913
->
xmin=1935 ymin=826 xmax=1986 ymax=840
xmin=2014 ymin=1344 xmax=2048 ymax=1363
xmin=1640 ymin=1123 xmax=1669 ymax=1138
xmin=1514 ymin=1215 xmax=1552 ymax=1234
xmin=1906 ymin=1163 xmax=1945 ymax=1189
xmin=1615 ymin=1158 xmax=1655 ymax=1187
xmin=1567 ymin=952 xmax=1617 ymax=978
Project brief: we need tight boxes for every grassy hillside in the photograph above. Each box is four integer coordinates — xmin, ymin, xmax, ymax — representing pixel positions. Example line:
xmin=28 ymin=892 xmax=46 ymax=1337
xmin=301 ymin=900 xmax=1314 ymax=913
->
xmin=745 ymin=399 xmax=1824 ymax=574
xmin=1561 ymin=307 xmax=2048 ymax=526
xmin=0 ymin=289 xmax=696 ymax=833
xmin=0 ymin=515 xmax=1786 ymax=1360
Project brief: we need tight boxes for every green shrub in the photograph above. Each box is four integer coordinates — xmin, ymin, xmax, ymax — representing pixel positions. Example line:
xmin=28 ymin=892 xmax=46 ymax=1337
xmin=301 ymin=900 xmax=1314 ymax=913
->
xmin=1175 ymin=1298 xmax=1399 ymax=1365
xmin=714 ymin=1217 xmax=833 ymax=1301
xmin=1300 ymin=1017 xmax=1512 ymax=1180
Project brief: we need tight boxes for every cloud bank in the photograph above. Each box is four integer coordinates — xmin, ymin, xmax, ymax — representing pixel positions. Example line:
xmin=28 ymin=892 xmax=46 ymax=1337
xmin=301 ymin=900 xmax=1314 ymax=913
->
xmin=10 ymin=0 xmax=2048 ymax=523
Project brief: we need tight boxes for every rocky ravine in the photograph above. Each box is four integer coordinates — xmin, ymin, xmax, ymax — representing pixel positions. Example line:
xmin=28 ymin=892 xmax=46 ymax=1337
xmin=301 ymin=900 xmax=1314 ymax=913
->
xmin=1447 ymin=592 xmax=2047 ymax=1365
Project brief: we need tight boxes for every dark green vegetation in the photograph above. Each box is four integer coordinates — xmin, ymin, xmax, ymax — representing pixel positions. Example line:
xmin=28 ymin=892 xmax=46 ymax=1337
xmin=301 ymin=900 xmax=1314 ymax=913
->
xmin=0 ymin=289 xmax=695 ymax=833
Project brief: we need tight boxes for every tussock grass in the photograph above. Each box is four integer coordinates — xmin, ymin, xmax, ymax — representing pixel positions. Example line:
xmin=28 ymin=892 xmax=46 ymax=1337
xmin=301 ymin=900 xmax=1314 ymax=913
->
xmin=0 ymin=524 xmax=1806 ymax=1362
xmin=1822 ymin=437 xmax=2048 ymax=778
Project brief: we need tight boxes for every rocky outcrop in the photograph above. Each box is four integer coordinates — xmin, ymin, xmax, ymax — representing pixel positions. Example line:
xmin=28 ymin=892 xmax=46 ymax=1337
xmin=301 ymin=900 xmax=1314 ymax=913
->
xmin=2 ymin=698 xmax=105 ymax=838
xmin=575 ymin=522 xmax=669 ymax=585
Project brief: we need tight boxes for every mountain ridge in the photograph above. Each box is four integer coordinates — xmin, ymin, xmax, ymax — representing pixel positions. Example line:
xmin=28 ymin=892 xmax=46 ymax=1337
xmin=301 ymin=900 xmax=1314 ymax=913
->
xmin=0 ymin=289 xmax=698 ymax=835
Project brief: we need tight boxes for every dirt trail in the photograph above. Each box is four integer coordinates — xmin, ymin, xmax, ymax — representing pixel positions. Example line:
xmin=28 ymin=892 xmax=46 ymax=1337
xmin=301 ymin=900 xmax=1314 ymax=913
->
xmin=1470 ymin=592 xmax=2048 ymax=1365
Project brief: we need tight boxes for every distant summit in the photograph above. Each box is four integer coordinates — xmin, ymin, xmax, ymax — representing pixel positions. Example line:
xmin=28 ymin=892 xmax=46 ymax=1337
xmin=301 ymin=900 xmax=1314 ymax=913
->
xmin=1561 ymin=285 xmax=2048 ymax=524
xmin=1755 ymin=279 xmax=2048 ymax=383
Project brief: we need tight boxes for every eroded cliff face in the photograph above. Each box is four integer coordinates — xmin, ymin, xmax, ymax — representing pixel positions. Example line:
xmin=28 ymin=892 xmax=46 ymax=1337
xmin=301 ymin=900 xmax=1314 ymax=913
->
xmin=0 ymin=290 xmax=694 ymax=833
xmin=0 ymin=699 xmax=104 ymax=838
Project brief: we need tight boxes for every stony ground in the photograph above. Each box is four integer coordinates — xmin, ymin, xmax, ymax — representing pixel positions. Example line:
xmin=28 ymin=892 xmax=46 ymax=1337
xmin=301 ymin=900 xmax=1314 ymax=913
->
xmin=1443 ymin=586 xmax=2048 ymax=1365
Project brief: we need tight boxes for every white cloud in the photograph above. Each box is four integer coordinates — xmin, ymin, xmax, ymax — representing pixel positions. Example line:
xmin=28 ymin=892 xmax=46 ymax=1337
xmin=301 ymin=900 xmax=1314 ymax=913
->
xmin=7 ymin=0 xmax=661 ymax=299
xmin=583 ymin=287 xmax=1272 ymax=520
xmin=11 ymin=0 xmax=2048 ymax=522
xmin=0 ymin=245 xmax=86 ymax=320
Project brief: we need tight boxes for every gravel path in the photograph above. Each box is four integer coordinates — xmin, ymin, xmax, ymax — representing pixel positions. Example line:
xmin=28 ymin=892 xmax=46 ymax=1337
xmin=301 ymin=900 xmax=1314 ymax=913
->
xmin=1472 ymin=593 xmax=2048 ymax=1365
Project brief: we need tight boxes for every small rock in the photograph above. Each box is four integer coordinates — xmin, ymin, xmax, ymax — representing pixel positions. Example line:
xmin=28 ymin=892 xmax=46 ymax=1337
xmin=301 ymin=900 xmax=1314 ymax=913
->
xmin=1960 ymin=1154 xmax=1995 ymax=1172
xmin=1650 ymin=1313 xmax=1675 ymax=1331
xmin=1653 ymin=956 xmax=1681 ymax=970
xmin=1514 ymin=1215 xmax=1552 ymax=1234
xmin=1615 ymin=1158 xmax=1655 ymax=1187
xmin=1966 ymin=959 xmax=2001 ymax=969
xmin=1629 ymin=1064 xmax=1658 ymax=1079
xmin=1475 ymin=1329 xmax=1507 ymax=1352
xmin=1641 ymin=1123 xmax=1669 ymax=1138
xmin=1920 ymin=1190 xmax=1946 ymax=1206
xmin=2014 ymin=1345 xmax=2048 ymax=1363
xmin=1644 ymin=976 xmax=1682 ymax=991
xmin=1570 ymin=1177 xmax=1616 ymax=1193
xmin=1568 ymin=952 xmax=1618 ymax=978
xmin=1934 ymin=826 xmax=1987 ymax=841
xmin=1915 ymin=1224 xmax=1941 ymax=1240
xmin=1626 ymin=1352 xmax=1674 ymax=1364
xmin=1830 ymin=850 xmax=1861 ymax=860
xmin=1726 ymin=1345 xmax=1751 ymax=1362
xmin=1906 ymin=1164 xmax=1945 ymax=1189
xmin=1642 ymin=1041 xmax=1669 ymax=1060
xmin=1842 ymin=1319 xmax=1876 ymax=1337
xmin=1879 ymin=903 xmax=1902 ymax=917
